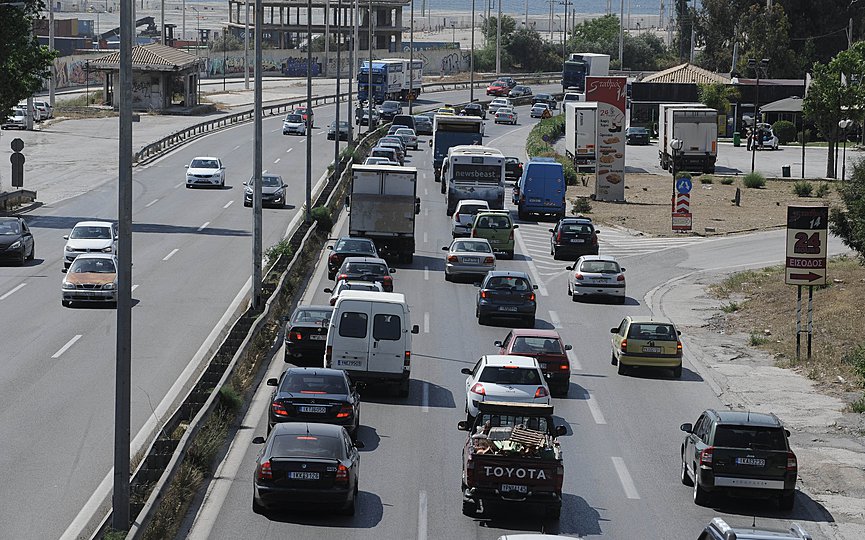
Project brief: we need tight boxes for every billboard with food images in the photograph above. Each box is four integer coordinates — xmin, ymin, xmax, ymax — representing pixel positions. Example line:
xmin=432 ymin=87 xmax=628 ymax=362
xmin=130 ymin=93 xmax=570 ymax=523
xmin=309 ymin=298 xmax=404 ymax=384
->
xmin=586 ymin=76 xmax=627 ymax=202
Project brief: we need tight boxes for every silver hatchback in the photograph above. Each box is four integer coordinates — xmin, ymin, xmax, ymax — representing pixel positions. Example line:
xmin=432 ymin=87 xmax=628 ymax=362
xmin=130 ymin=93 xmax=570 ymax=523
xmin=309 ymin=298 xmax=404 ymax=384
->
xmin=442 ymin=238 xmax=495 ymax=281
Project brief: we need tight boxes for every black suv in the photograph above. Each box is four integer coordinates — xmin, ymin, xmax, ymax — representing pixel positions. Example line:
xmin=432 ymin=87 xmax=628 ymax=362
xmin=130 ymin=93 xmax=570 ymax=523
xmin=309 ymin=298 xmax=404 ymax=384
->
xmin=532 ymin=93 xmax=557 ymax=110
xmin=549 ymin=217 xmax=598 ymax=260
xmin=697 ymin=518 xmax=811 ymax=540
xmin=460 ymin=102 xmax=486 ymax=118
xmin=504 ymin=157 xmax=523 ymax=182
xmin=378 ymin=100 xmax=403 ymax=121
xmin=680 ymin=410 xmax=798 ymax=510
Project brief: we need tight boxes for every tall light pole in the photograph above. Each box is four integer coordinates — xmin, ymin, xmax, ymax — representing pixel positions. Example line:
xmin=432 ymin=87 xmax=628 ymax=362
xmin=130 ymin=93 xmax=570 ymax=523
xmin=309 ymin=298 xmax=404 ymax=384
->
xmin=409 ymin=0 xmax=414 ymax=114
xmin=49 ymin=0 xmax=55 ymax=108
xmin=495 ymin=0 xmax=501 ymax=77
xmin=306 ymin=0 xmax=313 ymax=222
xmin=367 ymin=0 xmax=374 ymax=133
xmin=470 ymin=0 xmax=475 ymax=103
xmin=618 ymin=0 xmax=624 ymax=67
xmin=748 ymin=58 xmax=769 ymax=174
xmin=839 ymin=119 xmax=852 ymax=181
xmin=325 ymin=0 xmax=331 ymax=76
xmin=244 ymin=0 xmax=250 ymax=89
xmin=182 ymin=0 xmax=186 ymax=41
xmin=189 ymin=6 xmax=201 ymax=104
xmin=161 ymin=0 xmax=165 ymax=42
xmin=253 ymin=0 xmax=263 ymax=308
xmin=334 ymin=0 xmax=341 ymax=176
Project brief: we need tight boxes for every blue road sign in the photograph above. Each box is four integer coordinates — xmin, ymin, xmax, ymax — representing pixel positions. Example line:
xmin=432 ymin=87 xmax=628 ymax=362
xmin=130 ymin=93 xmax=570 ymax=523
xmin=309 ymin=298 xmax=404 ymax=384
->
xmin=676 ymin=177 xmax=692 ymax=194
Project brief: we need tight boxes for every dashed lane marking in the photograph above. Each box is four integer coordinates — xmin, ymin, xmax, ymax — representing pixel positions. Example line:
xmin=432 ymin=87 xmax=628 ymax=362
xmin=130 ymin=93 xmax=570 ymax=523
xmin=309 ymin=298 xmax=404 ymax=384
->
xmin=52 ymin=335 xmax=82 ymax=359
xmin=612 ymin=457 xmax=640 ymax=499
xmin=0 ymin=283 xmax=26 ymax=301
xmin=163 ymin=248 xmax=179 ymax=261
xmin=145 ymin=199 xmax=159 ymax=208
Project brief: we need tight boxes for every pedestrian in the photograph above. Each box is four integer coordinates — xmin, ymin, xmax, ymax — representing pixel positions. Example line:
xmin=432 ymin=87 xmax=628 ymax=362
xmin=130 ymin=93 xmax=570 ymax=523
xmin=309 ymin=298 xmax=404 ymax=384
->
xmin=746 ymin=128 xmax=752 ymax=151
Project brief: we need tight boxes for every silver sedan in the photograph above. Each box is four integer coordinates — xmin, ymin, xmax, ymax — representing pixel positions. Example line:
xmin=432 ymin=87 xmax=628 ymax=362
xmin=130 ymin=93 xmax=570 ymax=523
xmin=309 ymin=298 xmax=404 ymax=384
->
xmin=442 ymin=238 xmax=496 ymax=281
xmin=566 ymin=255 xmax=627 ymax=303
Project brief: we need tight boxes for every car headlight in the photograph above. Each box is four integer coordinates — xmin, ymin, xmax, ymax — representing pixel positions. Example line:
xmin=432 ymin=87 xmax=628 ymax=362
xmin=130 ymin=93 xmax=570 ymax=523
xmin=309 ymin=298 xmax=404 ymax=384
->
xmin=62 ymin=282 xmax=75 ymax=290
xmin=245 ymin=187 xmax=253 ymax=195
xmin=101 ymin=247 xmax=113 ymax=253
xmin=65 ymin=245 xmax=74 ymax=252
xmin=103 ymin=283 xmax=116 ymax=290
xmin=275 ymin=187 xmax=285 ymax=195
xmin=9 ymin=240 xmax=21 ymax=249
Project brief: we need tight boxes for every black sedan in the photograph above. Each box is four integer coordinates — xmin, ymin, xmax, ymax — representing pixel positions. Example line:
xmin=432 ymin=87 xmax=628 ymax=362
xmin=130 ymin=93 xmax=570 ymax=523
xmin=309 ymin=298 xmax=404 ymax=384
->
xmin=532 ymin=93 xmax=557 ymax=110
xmin=476 ymin=270 xmax=538 ymax=328
xmin=335 ymin=256 xmax=395 ymax=291
xmin=0 ymin=217 xmax=35 ymax=265
xmin=327 ymin=236 xmax=378 ymax=279
xmin=284 ymin=305 xmax=333 ymax=363
xmin=413 ymin=115 xmax=433 ymax=136
xmin=460 ymin=103 xmax=486 ymax=118
xmin=327 ymin=120 xmax=350 ymax=141
xmin=378 ymin=100 xmax=402 ymax=120
xmin=253 ymin=422 xmax=363 ymax=516
xmin=267 ymin=367 xmax=361 ymax=437
xmin=549 ymin=217 xmax=599 ymax=260
xmin=626 ymin=126 xmax=650 ymax=145
xmin=504 ymin=157 xmax=523 ymax=182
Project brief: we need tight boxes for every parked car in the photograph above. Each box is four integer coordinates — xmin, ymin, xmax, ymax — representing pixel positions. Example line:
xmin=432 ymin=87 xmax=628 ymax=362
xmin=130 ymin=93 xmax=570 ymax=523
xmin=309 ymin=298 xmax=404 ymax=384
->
xmin=610 ymin=316 xmax=682 ymax=377
xmin=266 ymin=367 xmax=361 ymax=437
xmin=461 ymin=354 xmax=549 ymax=421
xmin=61 ymin=253 xmax=118 ymax=307
xmin=494 ymin=107 xmax=518 ymax=125
xmin=62 ymin=221 xmax=117 ymax=270
xmin=244 ymin=173 xmax=287 ymax=208
xmin=486 ymin=81 xmax=509 ymax=96
xmin=566 ymin=255 xmax=626 ymax=303
xmin=487 ymin=97 xmax=512 ymax=113
xmin=460 ymin=102 xmax=486 ymax=118
xmin=394 ymin=128 xmax=418 ymax=150
xmin=327 ymin=236 xmax=378 ymax=280
xmin=2 ymin=107 xmax=28 ymax=129
xmin=549 ymin=216 xmax=599 ymax=260
xmin=530 ymin=103 xmax=550 ymax=118
xmin=451 ymin=199 xmax=490 ymax=237
xmin=753 ymin=123 xmax=780 ymax=150
xmin=185 ymin=156 xmax=226 ymax=188
xmin=18 ymin=101 xmax=43 ymax=122
xmin=470 ymin=210 xmax=518 ymax=259
xmin=252 ymin=422 xmax=363 ymax=515
xmin=324 ymin=279 xmax=384 ymax=306
xmin=0 ymin=216 xmax=35 ymax=265
xmin=697 ymin=518 xmax=811 ymax=540
xmin=495 ymin=329 xmax=572 ymax=397
xmin=327 ymin=120 xmax=350 ymax=141
xmin=413 ymin=114 xmax=433 ymax=135
xmin=293 ymin=106 xmax=314 ymax=127
xmin=283 ymin=305 xmax=333 ymax=364
xmin=625 ymin=126 xmax=650 ymax=145
xmin=680 ymin=410 xmax=798 ymax=510
xmin=378 ymin=100 xmax=402 ymax=120
xmin=442 ymin=238 xmax=495 ymax=281
xmin=504 ymin=157 xmax=523 ymax=183
xmin=532 ymin=93 xmax=557 ymax=110
xmin=508 ymin=85 xmax=532 ymax=98
xmin=33 ymin=100 xmax=53 ymax=119
xmin=475 ymin=270 xmax=537 ymax=327
xmin=334 ymin=256 xmax=395 ymax=292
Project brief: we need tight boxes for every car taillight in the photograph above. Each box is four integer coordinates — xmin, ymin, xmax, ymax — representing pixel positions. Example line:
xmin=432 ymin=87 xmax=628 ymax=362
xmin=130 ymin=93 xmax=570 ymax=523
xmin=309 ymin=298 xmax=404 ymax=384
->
xmin=293 ymin=332 xmax=302 ymax=341
xmin=559 ymin=363 xmax=569 ymax=371
xmin=404 ymin=351 xmax=411 ymax=367
xmin=465 ymin=457 xmax=474 ymax=486
xmin=337 ymin=273 xmax=348 ymax=281
xmin=616 ymin=274 xmax=625 ymax=282
xmin=574 ymin=273 xmax=584 ymax=280
xmin=470 ymin=383 xmax=486 ymax=396
xmin=555 ymin=229 xmax=563 ymax=242
xmin=509 ymin=229 xmax=514 ymax=241
xmin=676 ymin=341 xmax=683 ymax=356
xmin=328 ymin=253 xmax=339 ymax=264
xmin=336 ymin=405 xmax=353 ymax=419
xmin=335 ymin=463 xmax=349 ymax=484
xmin=447 ymin=255 xmax=459 ymax=263
xmin=592 ymin=233 xmax=598 ymax=246
xmin=453 ymin=211 xmax=460 ymax=222
xmin=786 ymin=451 xmax=797 ymax=471
xmin=271 ymin=401 xmax=289 ymax=417
xmin=480 ymin=291 xmax=488 ymax=299
xmin=620 ymin=338 xmax=628 ymax=352
xmin=528 ymin=292 xmax=535 ymax=302
xmin=699 ymin=447 xmax=714 ymax=467
xmin=325 ymin=346 xmax=332 ymax=366
xmin=471 ymin=229 xmax=477 ymax=237
xmin=257 ymin=460 xmax=272 ymax=481
xmin=484 ymin=256 xmax=495 ymax=264
xmin=534 ymin=386 xmax=548 ymax=398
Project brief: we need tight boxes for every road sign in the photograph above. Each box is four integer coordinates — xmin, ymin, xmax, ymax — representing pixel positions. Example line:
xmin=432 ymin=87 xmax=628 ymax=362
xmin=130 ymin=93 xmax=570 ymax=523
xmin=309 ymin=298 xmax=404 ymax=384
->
xmin=676 ymin=176 xmax=692 ymax=194
xmin=672 ymin=212 xmax=692 ymax=231
xmin=10 ymin=150 xmax=25 ymax=188
xmin=675 ymin=193 xmax=690 ymax=213
xmin=10 ymin=138 xmax=24 ymax=153
xmin=785 ymin=206 xmax=828 ymax=285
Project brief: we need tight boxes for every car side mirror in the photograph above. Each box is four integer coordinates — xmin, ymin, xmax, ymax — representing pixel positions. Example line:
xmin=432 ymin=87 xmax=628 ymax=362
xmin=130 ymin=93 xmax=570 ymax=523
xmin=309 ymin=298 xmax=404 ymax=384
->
xmin=565 ymin=344 xmax=572 ymax=351
xmin=63 ymin=235 xmax=69 ymax=240
xmin=184 ymin=165 xmax=189 ymax=168
xmin=474 ymin=281 xmax=482 ymax=287
xmin=621 ymin=268 xmax=626 ymax=272
xmin=441 ymin=246 xmax=449 ymax=251
xmin=494 ymin=340 xmax=502 ymax=347
xmin=411 ymin=324 xmax=419 ymax=334
xmin=555 ymin=425 xmax=567 ymax=437
xmin=548 ymin=229 xmax=554 ymax=233
xmin=457 ymin=420 xmax=470 ymax=431
xmin=680 ymin=423 xmax=693 ymax=433
xmin=242 ymin=181 xmax=247 ymax=186
xmin=354 ymin=440 xmax=365 ymax=449
xmin=566 ymin=265 xmax=574 ymax=270
xmin=595 ymin=230 xmax=600 ymax=234
xmin=327 ymin=245 xmax=334 ymax=250
xmin=345 ymin=196 xmax=350 ymax=208
xmin=323 ymin=288 xmax=333 ymax=294
xmin=610 ymin=327 xmax=619 ymax=333
xmin=266 ymin=378 xmax=278 ymax=386
xmin=428 ymin=139 xmax=433 ymax=148
xmin=677 ymin=330 xmax=682 ymax=336
xmin=61 ymin=267 xmax=68 ymax=273
xmin=785 ymin=429 xmax=791 ymax=437
xmin=513 ymin=224 xmax=519 ymax=229
xmin=460 ymin=367 xmax=472 ymax=375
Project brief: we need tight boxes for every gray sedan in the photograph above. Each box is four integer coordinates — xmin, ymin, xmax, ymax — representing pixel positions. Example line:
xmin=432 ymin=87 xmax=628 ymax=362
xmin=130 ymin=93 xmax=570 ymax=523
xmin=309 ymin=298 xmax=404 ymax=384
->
xmin=442 ymin=238 xmax=495 ymax=281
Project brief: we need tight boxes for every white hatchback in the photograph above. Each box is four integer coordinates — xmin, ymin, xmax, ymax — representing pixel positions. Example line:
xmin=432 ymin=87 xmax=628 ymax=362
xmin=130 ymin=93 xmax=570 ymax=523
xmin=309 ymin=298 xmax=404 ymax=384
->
xmin=487 ymin=98 xmax=512 ymax=113
xmin=323 ymin=279 xmax=384 ymax=306
xmin=63 ymin=221 xmax=118 ymax=270
xmin=461 ymin=354 xmax=550 ymax=421
xmin=451 ymin=199 xmax=490 ymax=237
xmin=566 ymin=255 xmax=627 ymax=303
xmin=394 ymin=128 xmax=418 ymax=150
xmin=185 ymin=156 xmax=226 ymax=188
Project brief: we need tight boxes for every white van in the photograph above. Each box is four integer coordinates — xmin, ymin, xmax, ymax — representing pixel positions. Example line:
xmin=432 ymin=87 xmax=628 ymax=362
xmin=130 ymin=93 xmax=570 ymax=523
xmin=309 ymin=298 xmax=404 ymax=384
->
xmin=325 ymin=290 xmax=419 ymax=397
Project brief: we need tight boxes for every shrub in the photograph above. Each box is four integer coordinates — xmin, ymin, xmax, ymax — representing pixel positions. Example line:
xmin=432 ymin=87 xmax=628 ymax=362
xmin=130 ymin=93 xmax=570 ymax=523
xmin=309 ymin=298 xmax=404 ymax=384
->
xmin=720 ymin=301 xmax=739 ymax=313
xmin=815 ymin=182 xmax=831 ymax=198
xmin=571 ymin=197 xmax=592 ymax=214
xmin=772 ymin=120 xmax=796 ymax=145
xmin=797 ymin=129 xmax=812 ymax=145
xmin=743 ymin=172 xmax=766 ymax=189
xmin=749 ymin=333 xmax=769 ymax=346
xmin=264 ymin=238 xmax=293 ymax=264
xmin=700 ymin=177 xmax=713 ymax=184
xmin=720 ymin=177 xmax=734 ymax=185
xmin=310 ymin=205 xmax=333 ymax=231
xmin=842 ymin=344 xmax=865 ymax=384
xmin=793 ymin=181 xmax=813 ymax=197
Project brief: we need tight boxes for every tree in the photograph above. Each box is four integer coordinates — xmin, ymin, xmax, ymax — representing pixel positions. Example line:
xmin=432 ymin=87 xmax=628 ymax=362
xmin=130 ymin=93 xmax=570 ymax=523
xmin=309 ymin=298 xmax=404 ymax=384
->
xmin=480 ymin=15 xmax=516 ymax=43
xmin=567 ymin=14 xmax=619 ymax=54
xmin=698 ymin=82 xmax=740 ymax=114
xmin=208 ymin=33 xmax=244 ymax=52
xmin=694 ymin=0 xmax=756 ymax=73
xmin=830 ymin=159 xmax=865 ymax=262
xmin=0 ymin=1 xmax=56 ymax=118
xmin=505 ymin=28 xmax=561 ymax=72
xmin=736 ymin=4 xmax=798 ymax=78
xmin=624 ymin=33 xmax=676 ymax=71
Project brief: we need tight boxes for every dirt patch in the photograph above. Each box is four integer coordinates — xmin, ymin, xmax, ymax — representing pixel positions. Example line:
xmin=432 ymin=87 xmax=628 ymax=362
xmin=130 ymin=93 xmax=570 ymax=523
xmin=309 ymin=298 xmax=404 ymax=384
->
xmin=566 ymin=173 xmax=843 ymax=237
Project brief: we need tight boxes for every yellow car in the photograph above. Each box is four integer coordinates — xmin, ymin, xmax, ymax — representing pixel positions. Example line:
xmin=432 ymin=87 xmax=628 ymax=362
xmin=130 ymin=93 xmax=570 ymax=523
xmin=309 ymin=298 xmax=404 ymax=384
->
xmin=436 ymin=106 xmax=456 ymax=116
xmin=610 ymin=316 xmax=682 ymax=377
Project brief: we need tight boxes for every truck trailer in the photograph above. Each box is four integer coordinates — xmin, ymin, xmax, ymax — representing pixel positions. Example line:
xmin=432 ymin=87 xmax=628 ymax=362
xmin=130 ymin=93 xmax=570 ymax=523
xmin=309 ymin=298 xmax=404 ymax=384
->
xmin=564 ymin=101 xmax=599 ymax=173
xmin=358 ymin=59 xmax=423 ymax=103
xmin=657 ymin=103 xmax=718 ymax=174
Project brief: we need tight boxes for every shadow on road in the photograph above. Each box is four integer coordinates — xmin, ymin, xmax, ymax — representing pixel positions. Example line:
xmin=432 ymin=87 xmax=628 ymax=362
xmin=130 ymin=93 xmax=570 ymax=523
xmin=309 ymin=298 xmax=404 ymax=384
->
xmin=360 ymin=378 xmax=456 ymax=410
xmin=263 ymin=491 xmax=384 ymax=528
xmin=28 ymin=214 xmax=250 ymax=237
xmin=707 ymin=489 xmax=835 ymax=526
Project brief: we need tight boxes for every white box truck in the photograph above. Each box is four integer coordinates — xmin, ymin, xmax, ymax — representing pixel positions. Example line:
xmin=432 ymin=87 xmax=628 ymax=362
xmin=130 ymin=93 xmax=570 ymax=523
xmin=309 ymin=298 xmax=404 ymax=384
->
xmin=348 ymin=164 xmax=420 ymax=263
xmin=658 ymin=103 xmax=718 ymax=174
xmin=564 ymin=101 xmax=599 ymax=173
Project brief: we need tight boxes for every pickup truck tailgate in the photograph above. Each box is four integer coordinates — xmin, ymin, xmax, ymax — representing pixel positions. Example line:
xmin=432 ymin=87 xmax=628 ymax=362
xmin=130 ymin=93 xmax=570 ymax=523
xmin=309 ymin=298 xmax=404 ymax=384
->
xmin=469 ymin=454 xmax=562 ymax=497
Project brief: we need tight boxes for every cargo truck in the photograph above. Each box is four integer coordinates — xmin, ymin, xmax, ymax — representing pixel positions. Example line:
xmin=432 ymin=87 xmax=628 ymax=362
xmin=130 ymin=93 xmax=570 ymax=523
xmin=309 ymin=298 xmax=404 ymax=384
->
xmin=658 ymin=103 xmax=718 ymax=174
xmin=562 ymin=53 xmax=610 ymax=92
xmin=564 ymin=101 xmax=598 ymax=173
xmin=432 ymin=115 xmax=484 ymax=186
xmin=348 ymin=165 xmax=420 ymax=263
xmin=358 ymin=59 xmax=423 ymax=103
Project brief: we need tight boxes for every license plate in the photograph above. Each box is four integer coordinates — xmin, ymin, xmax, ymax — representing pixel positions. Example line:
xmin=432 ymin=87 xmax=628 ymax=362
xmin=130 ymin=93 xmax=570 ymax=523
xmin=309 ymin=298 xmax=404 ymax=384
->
xmin=499 ymin=306 xmax=518 ymax=312
xmin=288 ymin=471 xmax=320 ymax=480
xmin=642 ymin=346 xmax=662 ymax=353
xmin=570 ymin=238 xmax=584 ymax=243
xmin=309 ymin=334 xmax=326 ymax=341
xmin=736 ymin=457 xmax=766 ymax=467
xmin=337 ymin=359 xmax=362 ymax=367
xmin=501 ymin=484 xmax=528 ymax=493
xmin=489 ymin=239 xmax=501 ymax=244
xmin=529 ymin=198 xmax=542 ymax=203
xmin=299 ymin=406 xmax=327 ymax=414
xmin=462 ymin=257 xmax=479 ymax=263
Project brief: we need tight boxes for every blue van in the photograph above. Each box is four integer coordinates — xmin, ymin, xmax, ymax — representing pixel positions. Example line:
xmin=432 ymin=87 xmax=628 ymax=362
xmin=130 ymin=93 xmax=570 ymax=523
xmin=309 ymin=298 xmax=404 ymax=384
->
xmin=513 ymin=157 xmax=566 ymax=220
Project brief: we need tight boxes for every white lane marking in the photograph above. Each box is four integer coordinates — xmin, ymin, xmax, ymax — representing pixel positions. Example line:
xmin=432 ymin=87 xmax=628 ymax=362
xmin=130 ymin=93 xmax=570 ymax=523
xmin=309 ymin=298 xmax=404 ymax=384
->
xmin=424 ymin=188 xmax=428 ymax=195
xmin=174 ymin=182 xmax=184 ymax=189
xmin=286 ymin=147 xmax=293 ymax=153
xmin=52 ymin=335 xmax=82 ymax=359
xmin=145 ymin=198 xmax=159 ymax=208
xmin=163 ymin=248 xmax=179 ymax=261
xmin=548 ymin=310 xmax=562 ymax=328
xmin=197 ymin=222 xmax=210 ymax=232
xmin=233 ymin=144 xmax=241 ymax=150
xmin=611 ymin=457 xmax=640 ymax=499
xmin=421 ymin=382 xmax=429 ymax=413
xmin=514 ymin=230 xmax=548 ymax=296
xmin=223 ymin=200 xmax=234 ymax=209
xmin=423 ymin=312 xmax=430 ymax=333
xmin=417 ymin=491 xmax=428 ymax=540
xmin=274 ymin=158 xmax=281 ymax=164
xmin=0 ymin=283 xmax=26 ymax=301
xmin=131 ymin=284 xmax=139 ymax=293
xmin=424 ymin=266 xmax=429 ymax=281
xmin=566 ymin=348 xmax=582 ymax=371
xmin=583 ymin=390 xmax=607 ymax=425
xmin=423 ymin=232 xmax=428 ymax=244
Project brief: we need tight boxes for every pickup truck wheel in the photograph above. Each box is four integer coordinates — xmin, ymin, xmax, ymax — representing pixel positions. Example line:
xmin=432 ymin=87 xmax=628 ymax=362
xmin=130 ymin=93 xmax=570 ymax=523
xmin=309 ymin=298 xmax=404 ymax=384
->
xmin=680 ymin=458 xmax=694 ymax=486
xmin=461 ymin=499 xmax=477 ymax=516
xmin=693 ymin=478 xmax=712 ymax=506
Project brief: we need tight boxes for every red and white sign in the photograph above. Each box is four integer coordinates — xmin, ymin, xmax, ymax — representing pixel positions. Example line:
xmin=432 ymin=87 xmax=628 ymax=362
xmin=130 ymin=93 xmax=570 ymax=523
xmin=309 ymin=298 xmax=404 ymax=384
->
xmin=671 ymin=193 xmax=692 ymax=231
xmin=672 ymin=213 xmax=693 ymax=231
xmin=586 ymin=76 xmax=627 ymax=202
xmin=785 ymin=206 xmax=828 ymax=285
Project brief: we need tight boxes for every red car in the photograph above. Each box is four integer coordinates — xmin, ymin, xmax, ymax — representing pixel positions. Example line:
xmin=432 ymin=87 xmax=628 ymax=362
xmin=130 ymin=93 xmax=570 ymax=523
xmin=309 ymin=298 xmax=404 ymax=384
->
xmin=494 ymin=329 xmax=572 ymax=396
xmin=293 ymin=107 xmax=314 ymax=127
xmin=485 ymin=81 xmax=509 ymax=96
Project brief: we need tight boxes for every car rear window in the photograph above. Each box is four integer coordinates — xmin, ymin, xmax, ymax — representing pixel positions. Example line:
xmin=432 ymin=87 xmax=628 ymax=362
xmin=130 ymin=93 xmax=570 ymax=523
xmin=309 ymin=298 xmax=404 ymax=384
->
xmin=713 ymin=426 xmax=788 ymax=451
xmin=272 ymin=434 xmax=344 ymax=458
xmin=579 ymin=260 xmax=620 ymax=273
xmin=291 ymin=308 xmax=332 ymax=324
xmin=335 ymin=239 xmax=375 ymax=254
xmin=373 ymin=314 xmax=401 ymax=341
xmin=453 ymin=241 xmax=492 ymax=253
xmin=475 ymin=215 xmax=511 ymax=229
xmin=345 ymin=262 xmax=386 ymax=275
xmin=338 ymin=312 xmax=368 ymax=338
xmin=627 ymin=323 xmax=677 ymax=340
xmin=479 ymin=367 xmax=541 ymax=385
xmin=457 ymin=204 xmax=486 ymax=216
xmin=281 ymin=373 xmax=348 ymax=394
xmin=285 ymin=114 xmax=302 ymax=122
xmin=486 ymin=276 xmax=530 ymax=291
xmin=511 ymin=337 xmax=563 ymax=354
xmin=562 ymin=224 xmax=593 ymax=234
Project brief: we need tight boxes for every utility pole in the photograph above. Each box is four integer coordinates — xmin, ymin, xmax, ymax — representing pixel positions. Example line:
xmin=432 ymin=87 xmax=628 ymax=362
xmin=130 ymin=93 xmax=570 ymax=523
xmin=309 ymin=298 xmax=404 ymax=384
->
xmin=689 ymin=0 xmax=696 ymax=62
xmin=325 ymin=0 xmax=331 ymax=76
xmin=524 ymin=0 xmax=528 ymax=28
xmin=470 ymin=0 xmax=475 ymax=103
xmin=182 ymin=0 xmax=186 ymax=41
xmin=306 ymin=0 xmax=313 ymax=222
xmin=161 ymin=0 xmax=164 ymax=42
xmin=495 ymin=0 xmax=501 ymax=77
xmin=618 ymin=0 xmax=624 ymax=67
xmin=49 ymin=0 xmax=55 ymax=108
xmin=244 ymin=0 xmax=250 ymax=89
xmin=334 ymin=0 xmax=341 ymax=174
xmin=113 ymin=0 xmax=134 ymax=529
xmin=368 ymin=0 xmax=374 ymax=132
xmin=252 ymin=0 xmax=263 ymax=309
xmin=409 ymin=0 xmax=414 ymax=114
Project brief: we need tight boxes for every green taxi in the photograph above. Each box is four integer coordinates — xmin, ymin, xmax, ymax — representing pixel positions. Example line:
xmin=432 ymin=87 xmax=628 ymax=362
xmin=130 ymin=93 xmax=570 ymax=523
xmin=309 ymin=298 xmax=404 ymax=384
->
xmin=610 ymin=316 xmax=683 ymax=378
xmin=470 ymin=210 xmax=518 ymax=259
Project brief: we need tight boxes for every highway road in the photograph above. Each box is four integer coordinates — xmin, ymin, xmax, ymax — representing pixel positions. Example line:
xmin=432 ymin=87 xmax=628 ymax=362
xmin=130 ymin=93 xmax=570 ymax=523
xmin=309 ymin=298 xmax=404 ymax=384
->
xmin=182 ymin=106 xmax=849 ymax=539
xmin=0 ymin=83 xmax=557 ymax=540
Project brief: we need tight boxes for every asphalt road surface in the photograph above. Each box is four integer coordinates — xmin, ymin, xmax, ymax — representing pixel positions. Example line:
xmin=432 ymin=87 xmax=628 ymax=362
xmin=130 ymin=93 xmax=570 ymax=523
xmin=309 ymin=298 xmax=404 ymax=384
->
xmin=181 ymin=106 xmax=849 ymax=539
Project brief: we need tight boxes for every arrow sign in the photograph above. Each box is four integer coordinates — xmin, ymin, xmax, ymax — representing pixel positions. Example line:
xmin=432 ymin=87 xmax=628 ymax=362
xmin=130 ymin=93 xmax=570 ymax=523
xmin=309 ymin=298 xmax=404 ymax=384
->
xmin=676 ymin=177 xmax=692 ymax=194
xmin=789 ymin=272 xmax=822 ymax=282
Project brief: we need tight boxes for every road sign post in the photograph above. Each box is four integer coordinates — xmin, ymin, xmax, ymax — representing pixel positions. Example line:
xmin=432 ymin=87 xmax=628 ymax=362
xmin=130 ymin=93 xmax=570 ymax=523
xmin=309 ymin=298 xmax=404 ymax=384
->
xmin=672 ymin=174 xmax=692 ymax=232
xmin=786 ymin=205 xmax=828 ymax=359
xmin=10 ymin=138 xmax=25 ymax=188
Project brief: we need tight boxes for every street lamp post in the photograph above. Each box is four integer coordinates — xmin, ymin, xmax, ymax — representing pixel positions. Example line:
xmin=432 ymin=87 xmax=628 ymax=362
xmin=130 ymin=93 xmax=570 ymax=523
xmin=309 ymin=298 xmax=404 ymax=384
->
xmin=495 ymin=0 xmax=501 ymax=77
xmin=189 ymin=6 xmax=201 ymax=104
xmin=670 ymin=138 xmax=683 ymax=210
xmin=409 ymin=0 xmax=414 ymax=114
xmin=748 ymin=58 xmax=769 ymax=174
xmin=839 ymin=119 xmax=852 ymax=181
xmin=470 ymin=0 xmax=475 ymax=103
xmin=451 ymin=21 xmax=455 ymax=47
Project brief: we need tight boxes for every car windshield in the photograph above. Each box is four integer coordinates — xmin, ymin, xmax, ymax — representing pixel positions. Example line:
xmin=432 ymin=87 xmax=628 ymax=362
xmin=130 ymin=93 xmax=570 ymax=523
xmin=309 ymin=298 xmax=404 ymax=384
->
xmin=190 ymin=159 xmax=219 ymax=169
xmin=338 ymin=281 xmax=381 ymax=292
xmin=475 ymin=215 xmax=511 ymax=229
xmin=579 ymin=260 xmax=620 ymax=274
xmin=713 ymin=426 xmax=787 ymax=451
xmin=536 ymin=94 xmax=551 ymax=99
xmin=476 ymin=413 xmax=550 ymax=433
xmin=382 ymin=102 xmax=400 ymax=110
xmin=285 ymin=114 xmax=303 ymax=122
xmin=70 ymin=226 xmax=112 ymax=239
xmin=0 ymin=220 xmax=21 ymax=235
xmin=628 ymin=127 xmax=648 ymax=134
xmin=485 ymin=276 xmax=530 ymax=291
xmin=70 ymin=258 xmax=116 ymax=273
xmin=336 ymin=239 xmax=375 ymax=254
xmin=453 ymin=241 xmax=492 ymax=253
xmin=272 ymin=434 xmax=343 ymax=458
xmin=291 ymin=308 xmax=332 ymax=325
xmin=344 ymin=262 xmax=386 ymax=275
xmin=627 ymin=323 xmax=677 ymax=341
xmin=372 ymin=149 xmax=394 ymax=158
xmin=260 ymin=175 xmax=282 ymax=187
xmin=479 ymin=366 xmax=541 ymax=385
xmin=281 ymin=373 xmax=348 ymax=395
xmin=364 ymin=157 xmax=389 ymax=164
xmin=511 ymin=336 xmax=564 ymax=354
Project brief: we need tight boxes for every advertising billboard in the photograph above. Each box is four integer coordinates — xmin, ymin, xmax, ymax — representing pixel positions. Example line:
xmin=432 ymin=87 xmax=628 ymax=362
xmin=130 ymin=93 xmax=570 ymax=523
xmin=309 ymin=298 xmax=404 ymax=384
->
xmin=586 ymin=76 xmax=627 ymax=202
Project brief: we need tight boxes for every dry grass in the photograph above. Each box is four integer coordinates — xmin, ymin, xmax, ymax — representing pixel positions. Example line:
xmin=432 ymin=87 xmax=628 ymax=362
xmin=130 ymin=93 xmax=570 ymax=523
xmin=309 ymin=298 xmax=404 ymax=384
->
xmin=711 ymin=256 xmax=865 ymax=396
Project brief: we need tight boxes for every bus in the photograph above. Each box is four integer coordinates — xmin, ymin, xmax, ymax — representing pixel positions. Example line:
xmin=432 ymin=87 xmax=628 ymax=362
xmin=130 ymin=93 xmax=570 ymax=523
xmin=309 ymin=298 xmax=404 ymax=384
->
xmin=441 ymin=145 xmax=506 ymax=216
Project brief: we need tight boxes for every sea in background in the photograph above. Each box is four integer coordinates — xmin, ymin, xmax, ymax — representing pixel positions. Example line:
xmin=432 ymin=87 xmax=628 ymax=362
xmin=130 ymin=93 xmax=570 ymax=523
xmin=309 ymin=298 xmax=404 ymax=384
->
xmin=409 ymin=0 xmax=675 ymax=16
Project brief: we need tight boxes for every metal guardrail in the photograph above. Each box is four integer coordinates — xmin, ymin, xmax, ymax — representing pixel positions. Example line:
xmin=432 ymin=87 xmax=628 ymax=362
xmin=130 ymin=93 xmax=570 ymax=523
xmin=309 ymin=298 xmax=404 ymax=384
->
xmin=0 ymin=189 xmax=37 ymax=212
